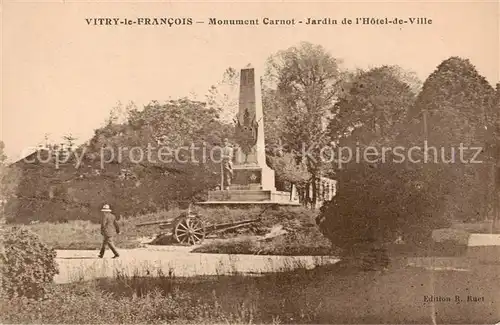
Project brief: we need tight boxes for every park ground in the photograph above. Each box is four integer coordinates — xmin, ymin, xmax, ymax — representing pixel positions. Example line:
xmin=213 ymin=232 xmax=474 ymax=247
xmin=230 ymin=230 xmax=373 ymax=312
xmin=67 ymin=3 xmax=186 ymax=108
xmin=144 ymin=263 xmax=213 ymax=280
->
xmin=3 ymin=208 xmax=500 ymax=324
xmin=2 ymin=260 xmax=499 ymax=324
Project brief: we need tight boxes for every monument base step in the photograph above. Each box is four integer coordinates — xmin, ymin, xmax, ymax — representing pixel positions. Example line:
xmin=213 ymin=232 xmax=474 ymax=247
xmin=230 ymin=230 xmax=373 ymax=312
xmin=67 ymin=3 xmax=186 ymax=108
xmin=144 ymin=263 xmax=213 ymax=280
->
xmin=197 ymin=201 xmax=301 ymax=206
xmin=227 ymin=184 xmax=262 ymax=190
xmin=200 ymin=190 xmax=300 ymax=206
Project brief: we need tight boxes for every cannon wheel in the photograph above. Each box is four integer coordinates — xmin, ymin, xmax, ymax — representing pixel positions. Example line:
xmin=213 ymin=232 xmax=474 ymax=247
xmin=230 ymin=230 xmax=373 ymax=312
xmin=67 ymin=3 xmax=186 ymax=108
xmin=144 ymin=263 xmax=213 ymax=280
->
xmin=172 ymin=216 xmax=206 ymax=245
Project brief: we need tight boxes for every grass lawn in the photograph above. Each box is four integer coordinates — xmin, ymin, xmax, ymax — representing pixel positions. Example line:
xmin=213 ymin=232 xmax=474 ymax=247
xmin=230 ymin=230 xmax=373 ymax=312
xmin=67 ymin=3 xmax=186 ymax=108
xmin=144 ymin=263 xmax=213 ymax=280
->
xmin=2 ymin=262 xmax=499 ymax=324
xmin=10 ymin=213 xmax=170 ymax=250
xmin=17 ymin=206 xmax=326 ymax=253
xmin=14 ymin=220 xmax=142 ymax=250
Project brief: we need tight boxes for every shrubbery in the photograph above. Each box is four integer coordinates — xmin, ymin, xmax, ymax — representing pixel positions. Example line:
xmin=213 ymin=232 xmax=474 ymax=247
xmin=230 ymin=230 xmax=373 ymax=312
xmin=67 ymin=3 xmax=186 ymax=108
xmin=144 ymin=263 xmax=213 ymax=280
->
xmin=191 ymin=206 xmax=337 ymax=256
xmin=0 ymin=227 xmax=59 ymax=299
xmin=316 ymin=158 xmax=451 ymax=265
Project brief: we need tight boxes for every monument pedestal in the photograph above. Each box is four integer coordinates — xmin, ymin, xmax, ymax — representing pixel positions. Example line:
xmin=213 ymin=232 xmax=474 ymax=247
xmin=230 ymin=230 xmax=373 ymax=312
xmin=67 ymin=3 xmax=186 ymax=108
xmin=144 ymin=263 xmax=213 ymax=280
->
xmin=201 ymin=164 xmax=300 ymax=206
xmin=230 ymin=164 xmax=275 ymax=191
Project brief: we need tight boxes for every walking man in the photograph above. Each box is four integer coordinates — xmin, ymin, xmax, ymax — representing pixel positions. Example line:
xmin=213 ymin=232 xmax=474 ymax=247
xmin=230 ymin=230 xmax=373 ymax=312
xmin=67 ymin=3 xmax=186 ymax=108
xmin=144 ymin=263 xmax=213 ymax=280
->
xmin=98 ymin=204 xmax=120 ymax=258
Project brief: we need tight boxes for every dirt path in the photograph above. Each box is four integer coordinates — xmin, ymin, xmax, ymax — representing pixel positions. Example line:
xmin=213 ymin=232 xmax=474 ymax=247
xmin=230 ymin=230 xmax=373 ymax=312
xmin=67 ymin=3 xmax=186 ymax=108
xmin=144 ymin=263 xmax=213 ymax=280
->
xmin=54 ymin=245 xmax=340 ymax=283
xmin=54 ymin=243 xmax=479 ymax=284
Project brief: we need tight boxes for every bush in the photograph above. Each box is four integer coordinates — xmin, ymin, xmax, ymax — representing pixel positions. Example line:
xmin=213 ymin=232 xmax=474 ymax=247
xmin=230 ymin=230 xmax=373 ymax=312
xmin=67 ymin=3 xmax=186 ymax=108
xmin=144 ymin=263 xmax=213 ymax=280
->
xmin=316 ymin=158 xmax=451 ymax=264
xmin=0 ymin=226 xmax=59 ymax=299
xmin=192 ymin=206 xmax=338 ymax=256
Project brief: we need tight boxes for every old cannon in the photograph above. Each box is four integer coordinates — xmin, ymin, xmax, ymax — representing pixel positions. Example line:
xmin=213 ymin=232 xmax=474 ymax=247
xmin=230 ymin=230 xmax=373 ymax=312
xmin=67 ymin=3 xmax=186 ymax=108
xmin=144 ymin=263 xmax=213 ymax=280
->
xmin=135 ymin=211 xmax=261 ymax=245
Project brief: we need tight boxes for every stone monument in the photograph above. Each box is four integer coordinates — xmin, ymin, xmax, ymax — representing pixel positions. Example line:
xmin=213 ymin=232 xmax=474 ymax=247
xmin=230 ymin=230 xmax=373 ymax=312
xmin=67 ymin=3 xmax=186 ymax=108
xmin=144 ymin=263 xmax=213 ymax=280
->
xmin=200 ymin=66 xmax=299 ymax=206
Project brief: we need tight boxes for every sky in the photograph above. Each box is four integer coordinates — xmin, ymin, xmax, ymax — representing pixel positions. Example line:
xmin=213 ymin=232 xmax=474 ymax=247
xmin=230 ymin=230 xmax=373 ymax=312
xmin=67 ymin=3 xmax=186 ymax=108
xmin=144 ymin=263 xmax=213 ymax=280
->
xmin=2 ymin=0 xmax=499 ymax=162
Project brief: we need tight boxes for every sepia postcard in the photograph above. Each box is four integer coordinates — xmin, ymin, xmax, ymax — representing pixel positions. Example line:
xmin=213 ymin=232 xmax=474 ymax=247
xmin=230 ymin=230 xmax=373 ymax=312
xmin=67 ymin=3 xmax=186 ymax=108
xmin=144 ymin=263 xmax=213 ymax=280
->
xmin=1 ymin=0 xmax=499 ymax=324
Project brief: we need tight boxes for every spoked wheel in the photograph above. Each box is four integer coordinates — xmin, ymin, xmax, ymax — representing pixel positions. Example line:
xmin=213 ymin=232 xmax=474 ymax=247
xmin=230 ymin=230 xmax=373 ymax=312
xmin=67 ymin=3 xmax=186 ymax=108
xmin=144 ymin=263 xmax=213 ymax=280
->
xmin=172 ymin=216 xmax=206 ymax=245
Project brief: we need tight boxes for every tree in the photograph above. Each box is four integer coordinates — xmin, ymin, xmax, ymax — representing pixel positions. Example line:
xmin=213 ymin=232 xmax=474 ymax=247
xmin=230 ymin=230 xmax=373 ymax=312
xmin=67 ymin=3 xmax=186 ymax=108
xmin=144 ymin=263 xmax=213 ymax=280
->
xmin=412 ymin=57 xmax=495 ymax=144
xmin=0 ymin=141 xmax=7 ymax=165
xmin=0 ymin=142 xmax=21 ymax=221
xmin=63 ymin=134 xmax=77 ymax=149
xmin=391 ymin=66 xmax=423 ymax=95
xmin=84 ymin=98 xmax=234 ymax=213
xmin=90 ymin=99 xmax=232 ymax=152
xmin=268 ymin=152 xmax=311 ymax=197
xmin=318 ymin=65 xmax=439 ymax=266
xmin=264 ymin=42 xmax=345 ymax=208
xmin=316 ymin=59 xmax=498 ymax=265
xmin=105 ymin=101 xmax=136 ymax=126
xmin=261 ymin=85 xmax=284 ymax=145
xmin=411 ymin=57 xmax=497 ymax=221
xmin=206 ymin=67 xmax=240 ymax=124
xmin=329 ymin=65 xmax=416 ymax=148
xmin=0 ymin=141 xmax=9 ymax=201
xmin=493 ymin=83 xmax=500 ymax=228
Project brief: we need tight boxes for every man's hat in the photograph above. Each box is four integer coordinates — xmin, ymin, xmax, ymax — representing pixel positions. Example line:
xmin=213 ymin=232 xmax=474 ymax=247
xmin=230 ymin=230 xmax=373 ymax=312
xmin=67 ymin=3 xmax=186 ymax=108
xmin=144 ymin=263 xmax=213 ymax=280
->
xmin=101 ymin=204 xmax=112 ymax=212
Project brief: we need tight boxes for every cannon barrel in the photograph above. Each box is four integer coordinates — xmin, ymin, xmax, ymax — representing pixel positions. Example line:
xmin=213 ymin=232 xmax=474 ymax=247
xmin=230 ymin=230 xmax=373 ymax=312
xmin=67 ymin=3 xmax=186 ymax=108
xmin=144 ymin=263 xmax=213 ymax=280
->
xmin=135 ymin=219 xmax=174 ymax=227
xmin=206 ymin=217 xmax=261 ymax=232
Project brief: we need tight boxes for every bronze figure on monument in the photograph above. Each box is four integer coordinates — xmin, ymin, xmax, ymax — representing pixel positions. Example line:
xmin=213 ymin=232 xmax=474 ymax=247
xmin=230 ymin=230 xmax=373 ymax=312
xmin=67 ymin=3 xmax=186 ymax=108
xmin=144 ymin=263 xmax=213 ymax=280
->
xmin=234 ymin=107 xmax=259 ymax=165
xmin=221 ymin=138 xmax=234 ymax=190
